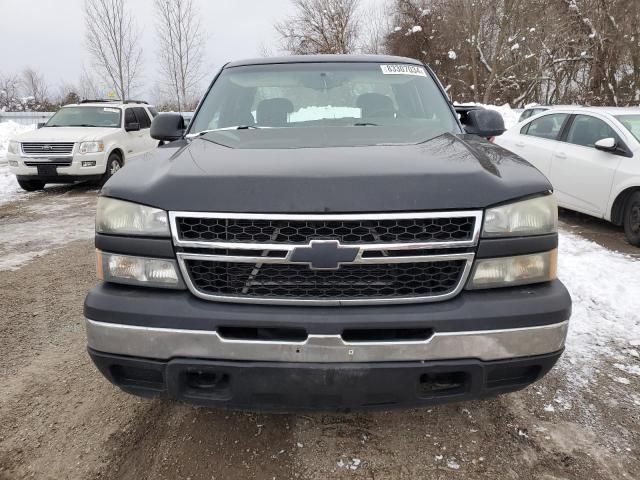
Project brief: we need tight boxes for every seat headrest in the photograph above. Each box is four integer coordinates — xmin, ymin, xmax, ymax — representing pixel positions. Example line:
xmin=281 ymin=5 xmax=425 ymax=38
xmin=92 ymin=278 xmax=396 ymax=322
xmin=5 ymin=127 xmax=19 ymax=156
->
xmin=356 ymin=93 xmax=395 ymax=118
xmin=256 ymin=98 xmax=295 ymax=127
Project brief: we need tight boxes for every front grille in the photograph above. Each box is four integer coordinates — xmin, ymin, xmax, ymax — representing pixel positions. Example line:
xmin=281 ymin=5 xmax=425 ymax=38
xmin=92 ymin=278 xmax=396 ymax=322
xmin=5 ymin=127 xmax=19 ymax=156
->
xmin=185 ymin=260 xmax=466 ymax=301
xmin=172 ymin=211 xmax=480 ymax=305
xmin=21 ymin=142 xmax=75 ymax=156
xmin=176 ymin=216 xmax=477 ymax=244
xmin=24 ymin=158 xmax=73 ymax=167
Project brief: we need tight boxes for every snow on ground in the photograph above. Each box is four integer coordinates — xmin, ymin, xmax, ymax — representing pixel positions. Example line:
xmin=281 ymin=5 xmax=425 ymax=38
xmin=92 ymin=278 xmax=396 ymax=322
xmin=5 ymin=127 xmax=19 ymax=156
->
xmin=0 ymin=194 xmax=95 ymax=271
xmin=558 ymin=229 xmax=640 ymax=387
xmin=0 ymin=121 xmax=36 ymax=205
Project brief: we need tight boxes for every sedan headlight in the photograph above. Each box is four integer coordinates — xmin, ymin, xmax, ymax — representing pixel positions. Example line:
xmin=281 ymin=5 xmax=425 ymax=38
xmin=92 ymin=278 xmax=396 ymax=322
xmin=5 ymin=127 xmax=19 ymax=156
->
xmin=7 ymin=141 xmax=20 ymax=155
xmin=483 ymin=195 xmax=557 ymax=237
xmin=467 ymin=250 xmax=557 ymax=289
xmin=79 ymin=141 xmax=104 ymax=154
xmin=96 ymin=197 xmax=169 ymax=237
xmin=97 ymin=251 xmax=184 ymax=289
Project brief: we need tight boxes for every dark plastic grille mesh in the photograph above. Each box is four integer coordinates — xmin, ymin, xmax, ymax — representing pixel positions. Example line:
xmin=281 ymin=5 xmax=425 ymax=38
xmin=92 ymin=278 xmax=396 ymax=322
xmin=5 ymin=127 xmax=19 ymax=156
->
xmin=185 ymin=260 xmax=466 ymax=300
xmin=176 ymin=217 xmax=476 ymax=244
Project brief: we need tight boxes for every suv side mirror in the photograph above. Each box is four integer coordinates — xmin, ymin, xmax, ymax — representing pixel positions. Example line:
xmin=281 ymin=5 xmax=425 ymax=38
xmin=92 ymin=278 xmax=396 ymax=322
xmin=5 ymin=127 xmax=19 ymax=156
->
xmin=594 ymin=137 xmax=616 ymax=151
xmin=125 ymin=122 xmax=140 ymax=132
xmin=151 ymin=113 xmax=185 ymax=142
xmin=461 ymin=109 xmax=506 ymax=138
xmin=37 ymin=122 xmax=46 ymax=129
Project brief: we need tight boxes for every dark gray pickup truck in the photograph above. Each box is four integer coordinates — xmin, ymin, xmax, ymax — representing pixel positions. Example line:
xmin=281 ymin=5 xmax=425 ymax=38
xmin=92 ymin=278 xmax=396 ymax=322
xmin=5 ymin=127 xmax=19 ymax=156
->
xmin=85 ymin=55 xmax=571 ymax=412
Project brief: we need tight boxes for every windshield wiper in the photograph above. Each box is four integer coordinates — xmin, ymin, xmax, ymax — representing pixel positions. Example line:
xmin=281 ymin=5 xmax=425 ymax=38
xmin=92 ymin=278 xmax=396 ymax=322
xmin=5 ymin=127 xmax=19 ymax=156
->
xmin=353 ymin=122 xmax=380 ymax=126
xmin=191 ymin=125 xmax=262 ymax=137
xmin=64 ymin=124 xmax=103 ymax=127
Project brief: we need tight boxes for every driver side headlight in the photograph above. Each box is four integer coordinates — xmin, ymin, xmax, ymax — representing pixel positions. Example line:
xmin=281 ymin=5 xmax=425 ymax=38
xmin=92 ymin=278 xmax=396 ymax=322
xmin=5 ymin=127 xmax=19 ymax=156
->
xmin=96 ymin=197 xmax=169 ymax=237
xmin=483 ymin=194 xmax=557 ymax=237
xmin=7 ymin=141 xmax=20 ymax=155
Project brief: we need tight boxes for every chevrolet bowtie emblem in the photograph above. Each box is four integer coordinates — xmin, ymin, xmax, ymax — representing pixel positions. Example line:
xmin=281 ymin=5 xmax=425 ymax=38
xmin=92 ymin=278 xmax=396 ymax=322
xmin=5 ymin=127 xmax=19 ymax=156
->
xmin=289 ymin=240 xmax=360 ymax=270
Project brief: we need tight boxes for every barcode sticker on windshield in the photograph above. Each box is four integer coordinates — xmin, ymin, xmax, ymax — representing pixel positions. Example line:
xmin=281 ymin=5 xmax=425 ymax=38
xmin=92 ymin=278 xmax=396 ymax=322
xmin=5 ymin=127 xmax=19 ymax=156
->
xmin=380 ymin=64 xmax=427 ymax=76
xmin=104 ymin=108 xmax=119 ymax=113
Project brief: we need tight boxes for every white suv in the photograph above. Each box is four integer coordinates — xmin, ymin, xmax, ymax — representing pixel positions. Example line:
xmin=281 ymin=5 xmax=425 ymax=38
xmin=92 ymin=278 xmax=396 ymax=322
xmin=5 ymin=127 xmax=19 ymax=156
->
xmin=5 ymin=100 xmax=159 ymax=191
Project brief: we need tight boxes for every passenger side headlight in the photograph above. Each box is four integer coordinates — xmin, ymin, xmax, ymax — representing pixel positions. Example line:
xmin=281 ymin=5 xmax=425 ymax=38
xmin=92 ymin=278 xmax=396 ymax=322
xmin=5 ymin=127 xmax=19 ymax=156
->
xmin=467 ymin=250 xmax=557 ymax=289
xmin=97 ymin=251 xmax=183 ymax=289
xmin=8 ymin=141 xmax=20 ymax=155
xmin=483 ymin=195 xmax=557 ymax=237
xmin=79 ymin=141 xmax=104 ymax=154
xmin=96 ymin=197 xmax=169 ymax=237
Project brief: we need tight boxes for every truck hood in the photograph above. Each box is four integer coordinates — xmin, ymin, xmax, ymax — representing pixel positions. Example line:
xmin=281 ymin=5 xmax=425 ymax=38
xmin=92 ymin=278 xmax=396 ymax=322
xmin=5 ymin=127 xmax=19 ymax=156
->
xmin=102 ymin=133 xmax=552 ymax=213
xmin=14 ymin=126 xmax=118 ymax=142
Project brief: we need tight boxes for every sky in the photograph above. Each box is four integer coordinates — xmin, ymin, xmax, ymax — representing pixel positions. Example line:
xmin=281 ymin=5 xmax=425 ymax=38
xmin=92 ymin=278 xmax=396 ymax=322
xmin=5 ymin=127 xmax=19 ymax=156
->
xmin=0 ymin=0 xmax=383 ymax=102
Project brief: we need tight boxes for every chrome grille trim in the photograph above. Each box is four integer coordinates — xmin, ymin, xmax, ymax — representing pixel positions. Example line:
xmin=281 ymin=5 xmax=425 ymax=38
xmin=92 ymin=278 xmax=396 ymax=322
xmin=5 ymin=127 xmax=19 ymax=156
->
xmin=169 ymin=211 xmax=482 ymax=306
xmin=21 ymin=142 xmax=75 ymax=156
xmin=169 ymin=211 xmax=483 ymax=250
xmin=24 ymin=158 xmax=73 ymax=167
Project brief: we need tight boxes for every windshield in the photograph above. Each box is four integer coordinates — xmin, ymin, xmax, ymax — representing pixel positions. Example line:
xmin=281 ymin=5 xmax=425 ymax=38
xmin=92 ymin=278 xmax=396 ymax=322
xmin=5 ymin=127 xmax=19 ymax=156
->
xmin=46 ymin=106 xmax=122 ymax=128
xmin=616 ymin=115 xmax=640 ymax=142
xmin=188 ymin=62 xmax=459 ymax=148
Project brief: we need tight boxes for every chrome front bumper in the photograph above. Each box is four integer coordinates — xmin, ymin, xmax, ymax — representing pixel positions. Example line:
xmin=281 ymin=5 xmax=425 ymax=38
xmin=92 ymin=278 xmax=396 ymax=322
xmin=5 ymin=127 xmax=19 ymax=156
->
xmin=85 ymin=318 xmax=569 ymax=363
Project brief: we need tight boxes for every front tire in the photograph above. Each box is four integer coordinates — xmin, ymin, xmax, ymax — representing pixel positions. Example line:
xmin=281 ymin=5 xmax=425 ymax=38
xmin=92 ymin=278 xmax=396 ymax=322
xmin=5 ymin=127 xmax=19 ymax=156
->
xmin=623 ymin=191 xmax=640 ymax=247
xmin=17 ymin=178 xmax=46 ymax=192
xmin=100 ymin=153 xmax=123 ymax=186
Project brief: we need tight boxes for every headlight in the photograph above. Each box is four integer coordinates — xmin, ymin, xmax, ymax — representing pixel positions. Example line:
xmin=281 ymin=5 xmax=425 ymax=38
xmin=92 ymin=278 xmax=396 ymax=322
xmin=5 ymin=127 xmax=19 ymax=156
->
xmin=483 ymin=195 xmax=557 ymax=237
xmin=97 ymin=251 xmax=183 ymax=289
xmin=7 ymin=141 xmax=20 ymax=155
xmin=96 ymin=197 xmax=169 ymax=237
xmin=79 ymin=141 xmax=104 ymax=154
xmin=467 ymin=250 xmax=557 ymax=289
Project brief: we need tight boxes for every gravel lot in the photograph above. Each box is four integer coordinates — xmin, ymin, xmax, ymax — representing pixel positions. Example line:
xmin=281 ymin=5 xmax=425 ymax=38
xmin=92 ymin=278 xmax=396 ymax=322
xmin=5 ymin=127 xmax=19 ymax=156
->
xmin=0 ymin=185 xmax=638 ymax=480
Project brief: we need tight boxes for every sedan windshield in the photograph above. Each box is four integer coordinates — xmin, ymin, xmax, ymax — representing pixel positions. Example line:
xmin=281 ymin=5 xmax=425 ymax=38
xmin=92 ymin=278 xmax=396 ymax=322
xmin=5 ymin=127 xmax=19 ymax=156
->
xmin=188 ymin=62 xmax=459 ymax=148
xmin=616 ymin=115 xmax=640 ymax=142
xmin=46 ymin=106 xmax=121 ymax=128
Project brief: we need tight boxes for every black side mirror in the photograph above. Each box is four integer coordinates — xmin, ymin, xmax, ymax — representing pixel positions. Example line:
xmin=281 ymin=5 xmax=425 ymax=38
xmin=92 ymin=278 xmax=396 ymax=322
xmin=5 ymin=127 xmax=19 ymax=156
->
xmin=150 ymin=113 xmax=185 ymax=142
xmin=462 ymin=109 xmax=506 ymax=138
xmin=37 ymin=122 xmax=46 ymax=129
xmin=125 ymin=122 xmax=140 ymax=132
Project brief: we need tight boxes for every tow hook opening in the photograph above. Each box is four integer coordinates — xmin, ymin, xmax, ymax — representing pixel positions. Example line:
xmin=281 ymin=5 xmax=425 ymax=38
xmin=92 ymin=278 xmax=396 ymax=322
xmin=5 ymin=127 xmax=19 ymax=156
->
xmin=183 ymin=369 xmax=232 ymax=400
xmin=418 ymin=371 xmax=469 ymax=397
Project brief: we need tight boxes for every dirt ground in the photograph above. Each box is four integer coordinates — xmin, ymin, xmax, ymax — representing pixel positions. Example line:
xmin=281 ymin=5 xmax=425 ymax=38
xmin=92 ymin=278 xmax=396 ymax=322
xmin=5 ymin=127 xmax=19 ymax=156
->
xmin=0 ymin=186 xmax=638 ymax=480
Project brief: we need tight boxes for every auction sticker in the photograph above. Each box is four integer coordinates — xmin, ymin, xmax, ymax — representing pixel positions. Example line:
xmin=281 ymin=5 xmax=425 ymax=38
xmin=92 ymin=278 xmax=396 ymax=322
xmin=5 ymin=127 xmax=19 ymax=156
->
xmin=380 ymin=64 xmax=427 ymax=76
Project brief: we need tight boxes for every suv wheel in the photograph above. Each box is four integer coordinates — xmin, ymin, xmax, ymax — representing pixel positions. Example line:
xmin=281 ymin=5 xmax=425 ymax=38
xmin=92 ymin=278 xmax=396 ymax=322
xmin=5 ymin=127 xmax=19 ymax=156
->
xmin=17 ymin=178 xmax=46 ymax=192
xmin=623 ymin=191 xmax=640 ymax=247
xmin=101 ymin=153 xmax=123 ymax=185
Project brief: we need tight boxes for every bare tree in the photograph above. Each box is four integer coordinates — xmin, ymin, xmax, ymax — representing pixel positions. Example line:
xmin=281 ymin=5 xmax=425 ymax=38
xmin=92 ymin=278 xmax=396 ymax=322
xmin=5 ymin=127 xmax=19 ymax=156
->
xmin=21 ymin=67 xmax=49 ymax=106
xmin=85 ymin=0 xmax=143 ymax=101
xmin=78 ymin=66 xmax=107 ymax=100
xmin=0 ymin=72 xmax=22 ymax=111
xmin=361 ymin=3 xmax=391 ymax=54
xmin=276 ymin=0 xmax=361 ymax=55
xmin=155 ymin=0 xmax=206 ymax=112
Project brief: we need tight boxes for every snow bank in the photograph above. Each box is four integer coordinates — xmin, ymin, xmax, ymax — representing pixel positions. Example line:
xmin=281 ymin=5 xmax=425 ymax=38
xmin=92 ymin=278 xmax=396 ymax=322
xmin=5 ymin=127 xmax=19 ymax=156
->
xmin=482 ymin=104 xmax=520 ymax=130
xmin=558 ymin=230 xmax=640 ymax=380
xmin=453 ymin=103 xmax=521 ymax=129
xmin=0 ymin=121 xmax=36 ymax=205
xmin=0 ymin=121 xmax=34 ymax=161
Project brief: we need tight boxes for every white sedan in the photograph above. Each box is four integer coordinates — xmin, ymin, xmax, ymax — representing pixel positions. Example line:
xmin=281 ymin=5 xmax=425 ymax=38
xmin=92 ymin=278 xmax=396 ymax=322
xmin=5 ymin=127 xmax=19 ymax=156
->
xmin=495 ymin=107 xmax=640 ymax=246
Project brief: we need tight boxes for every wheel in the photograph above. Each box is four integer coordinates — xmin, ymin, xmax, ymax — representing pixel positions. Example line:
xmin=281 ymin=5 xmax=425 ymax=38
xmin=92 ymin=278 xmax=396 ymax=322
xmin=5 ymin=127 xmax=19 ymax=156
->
xmin=623 ymin=191 xmax=640 ymax=247
xmin=100 ymin=152 xmax=123 ymax=185
xmin=17 ymin=178 xmax=46 ymax=192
